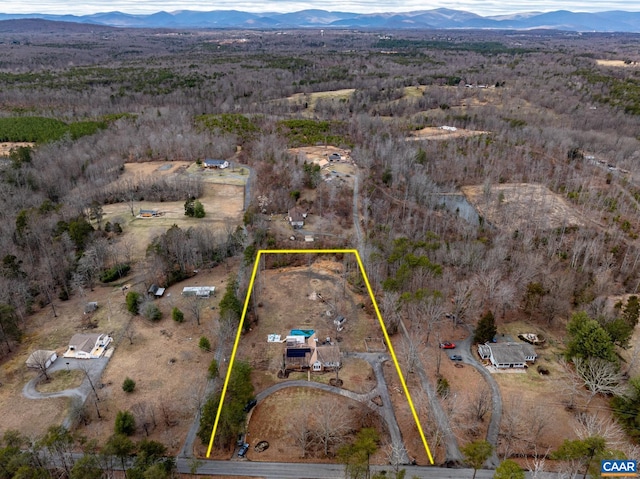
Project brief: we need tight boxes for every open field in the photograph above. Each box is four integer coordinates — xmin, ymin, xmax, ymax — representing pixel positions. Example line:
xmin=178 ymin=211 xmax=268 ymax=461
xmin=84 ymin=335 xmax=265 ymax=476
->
xmin=235 ymin=259 xmax=376 ymax=386
xmin=462 ymin=183 xmax=586 ymax=232
xmin=596 ymin=59 xmax=640 ymax=67
xmin=407 ymin=126 xmax=490 ymax=141
xmin=286 ymin=89 xmax=355 ymax=111
xmin=101 ymin=161 xmax=245 ymax=259
xmin=244 ymin=388 xmax=388 ymax=463
xmin=0 ymin=141 xmax=34 ymax=155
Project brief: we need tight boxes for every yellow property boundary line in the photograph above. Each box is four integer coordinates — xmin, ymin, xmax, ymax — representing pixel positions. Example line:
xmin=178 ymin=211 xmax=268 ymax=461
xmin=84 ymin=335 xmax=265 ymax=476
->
xmin=206 ymin=249 xmax=434 ymax=465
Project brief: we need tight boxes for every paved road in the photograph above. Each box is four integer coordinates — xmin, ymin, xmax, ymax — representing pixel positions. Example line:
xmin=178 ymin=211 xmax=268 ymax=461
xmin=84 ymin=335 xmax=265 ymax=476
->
xmin=175 ymin=458 xmax=543 ymax=478
xmin=456 ymin=334 xmax=502 ymax=467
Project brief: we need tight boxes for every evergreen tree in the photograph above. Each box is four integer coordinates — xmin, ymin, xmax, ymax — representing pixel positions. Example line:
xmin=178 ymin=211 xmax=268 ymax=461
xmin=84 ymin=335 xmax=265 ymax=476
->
xmin=474 ymin=310 xmax=497 ymax=344
xmin=115 ymin=411 xmax=136 ymax=436
xmin=494 ymin=459 xmax=525 ymax=479
xmin=462 ymin=440 xmax=493 ymax=479
xmin=566 ymin=312 xmax=616 ymax=363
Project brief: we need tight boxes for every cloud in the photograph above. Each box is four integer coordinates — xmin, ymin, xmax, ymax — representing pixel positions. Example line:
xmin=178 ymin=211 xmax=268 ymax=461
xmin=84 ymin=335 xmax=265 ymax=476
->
xmin=3 ymin=0 xmax=640 ymax=16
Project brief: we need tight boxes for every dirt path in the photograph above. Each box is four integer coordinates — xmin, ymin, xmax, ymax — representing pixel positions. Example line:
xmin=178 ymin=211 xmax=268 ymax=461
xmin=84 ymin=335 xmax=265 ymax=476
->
xmin=353 ymin=174 xmax=363 ymax=251
xmin=399 ymin=319 xmax=463 ymax=466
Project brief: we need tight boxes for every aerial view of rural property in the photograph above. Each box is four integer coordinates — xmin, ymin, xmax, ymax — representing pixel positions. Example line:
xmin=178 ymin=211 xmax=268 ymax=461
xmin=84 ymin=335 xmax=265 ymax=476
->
xmin=3 ymin=2 xmax=640 ymax=478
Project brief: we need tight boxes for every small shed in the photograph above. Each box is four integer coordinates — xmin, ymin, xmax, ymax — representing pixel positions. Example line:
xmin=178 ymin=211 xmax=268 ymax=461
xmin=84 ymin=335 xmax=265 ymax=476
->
xmin=26 ymin=350 xmax=58 ymax=370
xmin=84 ymin=302 xmax=98 ymax=314
xmin=139 ymin=209 xmax=159 ymax=217
xmin=148 ymin=284 xmax=165 ymax=298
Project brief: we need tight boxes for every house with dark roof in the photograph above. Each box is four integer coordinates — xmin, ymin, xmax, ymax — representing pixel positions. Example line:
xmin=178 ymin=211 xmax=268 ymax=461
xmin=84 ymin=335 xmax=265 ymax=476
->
xmin=287 ymin=207 xmax=307 ymax=229
xmin=284 ymin=330 xmax=341 ymax=372
xmin=478 ymin=342 xmax=537 ymax=369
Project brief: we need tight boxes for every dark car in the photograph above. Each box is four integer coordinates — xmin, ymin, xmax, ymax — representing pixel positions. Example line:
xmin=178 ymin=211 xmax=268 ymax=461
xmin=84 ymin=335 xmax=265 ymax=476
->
xmin=449 ymin=354 xmax=463 ymax=361
xmin=243 ymin=399 xmax=257 ymax=413
xmin=439 ymin=341 xmax=456 ymax=349
xmin=238 ymin=443 xmax=249 ymax=457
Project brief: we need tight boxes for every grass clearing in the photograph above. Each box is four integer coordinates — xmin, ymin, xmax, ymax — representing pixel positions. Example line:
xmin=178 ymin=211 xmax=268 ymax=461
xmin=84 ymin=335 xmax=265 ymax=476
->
xmin=36 ymin=370 xmax=85 ymax=393
xmin=286 ymin=88 xmax=355 ymax=111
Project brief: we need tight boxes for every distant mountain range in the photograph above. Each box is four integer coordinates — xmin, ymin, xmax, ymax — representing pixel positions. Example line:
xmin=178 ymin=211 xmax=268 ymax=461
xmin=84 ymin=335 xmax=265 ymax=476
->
xmin=1 ymin=8 xmax=640 ymax=32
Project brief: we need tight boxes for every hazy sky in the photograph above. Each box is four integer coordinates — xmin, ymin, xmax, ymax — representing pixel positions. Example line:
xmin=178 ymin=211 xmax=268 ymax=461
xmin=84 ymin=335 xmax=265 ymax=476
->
xmin=2 ymin=0 xmax=640 ymax=16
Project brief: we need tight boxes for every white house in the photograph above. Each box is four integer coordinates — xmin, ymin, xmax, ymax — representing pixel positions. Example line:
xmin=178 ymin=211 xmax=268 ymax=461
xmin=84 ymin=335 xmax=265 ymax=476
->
xmin=182 ymin=286 xmax=215 ymax=298
xmin=203 ymin=159 xmax=229 ymax=169
xmin=64 ymin=333 xmax=112 ymax=359
xmin=478 ymin=342 xmax=537 ymax=369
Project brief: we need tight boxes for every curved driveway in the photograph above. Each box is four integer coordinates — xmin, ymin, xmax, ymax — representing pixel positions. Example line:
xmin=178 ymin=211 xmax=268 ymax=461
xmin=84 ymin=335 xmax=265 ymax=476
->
xmin=23 ymin=356 xmax=110 ymax=428
xmin=255 ymin=352 xmax=409 ymax=464
xmin=455 ymin=334 xmax=501 ymax=467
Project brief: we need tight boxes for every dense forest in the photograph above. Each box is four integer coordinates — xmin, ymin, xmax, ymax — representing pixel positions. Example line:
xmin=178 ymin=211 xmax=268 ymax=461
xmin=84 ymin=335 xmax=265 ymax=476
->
xmin=3 ymin=21 xmax=640 ymax=478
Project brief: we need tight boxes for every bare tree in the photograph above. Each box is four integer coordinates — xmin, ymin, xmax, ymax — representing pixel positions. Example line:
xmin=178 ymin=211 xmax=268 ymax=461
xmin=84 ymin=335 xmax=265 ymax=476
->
xmin=27 ymin=350 xmax=55 ymax=380
xmin=499 ymin=394 xmax=526 ymax=459
xmin=467 ymin=385 xmax=491 ymax=423
xmin=401 ymin=336 xmax=419 ymax=374
xmin=573 ymin=412 xmax=626 ymax=450
xmin=527 ymin=401 xmax=552 ymax=445
xmin=524 ymin=446 xmax=551 ymax=479
xmin=573 ymin=356 xmax=626 ymax=406
xmin=77 ymin=362 xmax=100 ymax=401
xmin=556 ymin=357 xmax=587 ymax=410
xmin=312 ymin=399 xmax=351 ymax=457
xmin=132 ymin=402 xmax=157 ymax=436
xmin=188 ymin=381 xmax=207 ymax=415
xmin=187 ymin=295 xmax=204 ymax=326
xmin=123 ymin=322 xmax=136 ymax=345
xmin=386 ymin=442 xmax=409 ymax=476
xmin=290 ymin=411 xmax=315 ymax=458
xmin=69 ymin=396 xmax=90 ymax=426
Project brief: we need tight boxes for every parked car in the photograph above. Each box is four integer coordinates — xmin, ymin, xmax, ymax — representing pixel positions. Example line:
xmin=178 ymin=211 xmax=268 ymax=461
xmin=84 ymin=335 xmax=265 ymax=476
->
xmin=243 ymin=399 xmax=257 ymax=413
xmin=449 ymin=354 xmax=463 ymax=361
xmin=238 ymin=443 xmax=249 ymax=457
xmin=439 ymin=341 xmax=456 ymax=349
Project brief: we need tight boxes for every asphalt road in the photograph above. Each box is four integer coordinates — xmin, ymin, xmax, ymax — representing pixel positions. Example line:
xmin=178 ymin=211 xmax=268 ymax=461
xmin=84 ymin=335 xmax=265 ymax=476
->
xmin=175 ymin=458 xmax=534 ymax=478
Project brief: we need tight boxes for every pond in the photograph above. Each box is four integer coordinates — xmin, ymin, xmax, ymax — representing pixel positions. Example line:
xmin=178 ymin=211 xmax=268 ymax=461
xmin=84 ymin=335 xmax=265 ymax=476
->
xmin=438 ymin=194 xmax=481 ymax=226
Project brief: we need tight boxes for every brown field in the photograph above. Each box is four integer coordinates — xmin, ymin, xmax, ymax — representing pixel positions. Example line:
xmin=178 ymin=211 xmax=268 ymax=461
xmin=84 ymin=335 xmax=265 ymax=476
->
xmin=235 ymin=259 xmax=376 ymax=381
xmin=285 ymin=89 xmax=355 ymax=111
xmin=462 ymin=183 xmax=586 ymax=232
xmin=0 ymin=141 xmax=34 ymax=156
xmin=596 ymin=59 xmax=639 ymax=67
xmin=407 ymin=126 xmax=491 ymax=141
